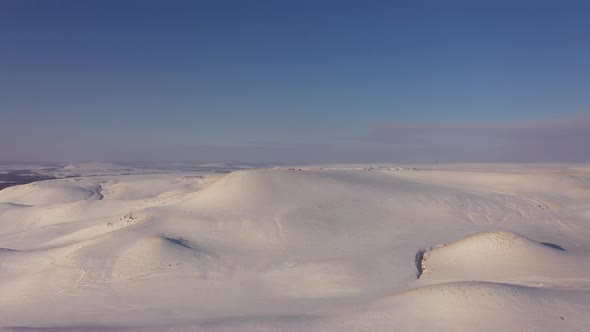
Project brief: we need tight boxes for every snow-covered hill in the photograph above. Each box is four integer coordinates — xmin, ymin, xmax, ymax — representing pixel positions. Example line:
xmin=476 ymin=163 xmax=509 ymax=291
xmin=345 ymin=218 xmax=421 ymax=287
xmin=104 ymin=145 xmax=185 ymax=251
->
xmin=0 ymin=164 xmax=589 ymax=331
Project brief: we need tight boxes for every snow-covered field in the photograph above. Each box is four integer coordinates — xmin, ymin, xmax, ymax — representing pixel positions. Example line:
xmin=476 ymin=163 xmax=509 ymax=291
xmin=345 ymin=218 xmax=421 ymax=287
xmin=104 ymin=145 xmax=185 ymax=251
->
xmin=1 ymin=163 xmax=590 ymax=331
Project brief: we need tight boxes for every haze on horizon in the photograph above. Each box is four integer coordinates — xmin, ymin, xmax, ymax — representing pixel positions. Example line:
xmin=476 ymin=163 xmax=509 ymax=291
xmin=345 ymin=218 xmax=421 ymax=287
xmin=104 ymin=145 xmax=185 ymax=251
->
xmin=1 ymin=0 xmax=589 ymax=163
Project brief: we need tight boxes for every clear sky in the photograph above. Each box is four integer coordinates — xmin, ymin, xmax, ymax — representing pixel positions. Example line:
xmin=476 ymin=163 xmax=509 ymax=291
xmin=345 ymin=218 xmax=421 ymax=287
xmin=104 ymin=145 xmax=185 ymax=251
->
xmin=1 ymin=0 xmax=589 ymax=163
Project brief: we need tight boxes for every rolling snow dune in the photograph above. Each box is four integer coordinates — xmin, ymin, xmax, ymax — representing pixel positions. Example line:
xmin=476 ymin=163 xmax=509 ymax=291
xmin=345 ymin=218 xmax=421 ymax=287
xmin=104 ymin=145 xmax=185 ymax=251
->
xmin=418 ymin=231 xmax=590 ymax=287
xmin=0 ymin=179 xmax=103 ymax=205
xmin=0 ymin=165 xmax=589 ymax=331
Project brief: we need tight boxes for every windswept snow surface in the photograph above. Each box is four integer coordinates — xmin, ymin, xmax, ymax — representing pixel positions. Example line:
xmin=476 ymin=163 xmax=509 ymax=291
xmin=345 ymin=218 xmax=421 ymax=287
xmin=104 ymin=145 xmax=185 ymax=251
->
xmin=1 ymin=164 xmax=590 ymax=331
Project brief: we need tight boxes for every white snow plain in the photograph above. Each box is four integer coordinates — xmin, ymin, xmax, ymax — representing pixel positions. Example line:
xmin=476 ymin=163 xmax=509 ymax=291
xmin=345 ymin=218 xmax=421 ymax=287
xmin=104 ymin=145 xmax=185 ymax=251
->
xmin=1 ymin=163 xmax=590 ymax=331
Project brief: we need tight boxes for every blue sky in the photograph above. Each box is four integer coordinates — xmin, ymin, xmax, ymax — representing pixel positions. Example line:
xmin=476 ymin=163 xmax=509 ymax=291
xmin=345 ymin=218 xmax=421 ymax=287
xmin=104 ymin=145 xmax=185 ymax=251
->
xmin=1 ymin=0 xmax=589 ymax=163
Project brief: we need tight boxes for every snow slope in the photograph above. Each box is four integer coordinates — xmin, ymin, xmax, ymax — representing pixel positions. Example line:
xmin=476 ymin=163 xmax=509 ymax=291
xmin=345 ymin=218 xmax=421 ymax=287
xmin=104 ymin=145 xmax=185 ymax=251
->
xmin=0 ymin=165 xmax=589 ymax=331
